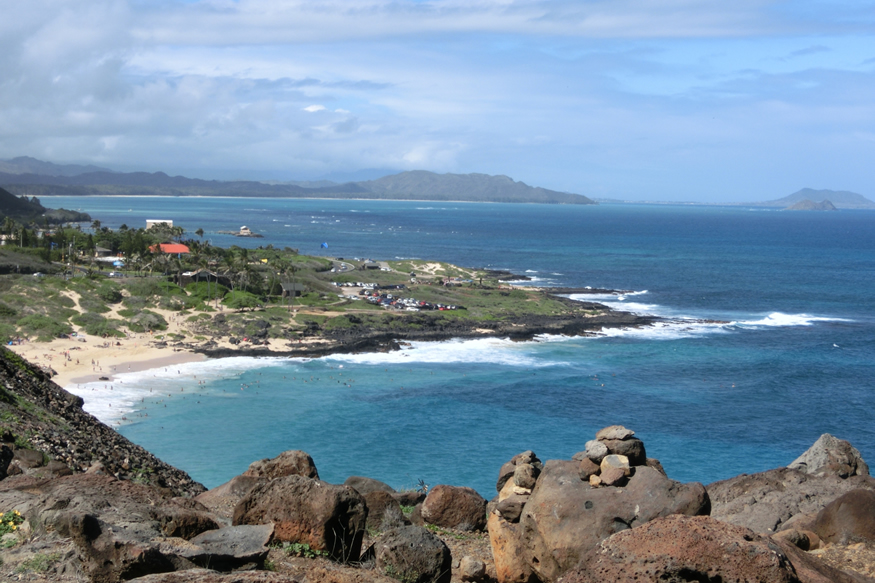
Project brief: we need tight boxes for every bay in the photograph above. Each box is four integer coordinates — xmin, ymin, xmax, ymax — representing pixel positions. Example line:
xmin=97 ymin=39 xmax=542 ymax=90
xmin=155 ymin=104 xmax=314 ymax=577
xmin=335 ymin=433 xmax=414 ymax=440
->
xmin=52 ymin=196 xmax=875 ymax=496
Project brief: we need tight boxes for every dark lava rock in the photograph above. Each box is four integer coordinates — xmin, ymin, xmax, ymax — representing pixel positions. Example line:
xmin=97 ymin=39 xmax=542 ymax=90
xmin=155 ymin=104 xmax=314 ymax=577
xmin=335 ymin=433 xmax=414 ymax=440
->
xmin=563 ymin=514 xmax=868 ymax=583
xmin=375 ymin=525 xmax=452 ymax=583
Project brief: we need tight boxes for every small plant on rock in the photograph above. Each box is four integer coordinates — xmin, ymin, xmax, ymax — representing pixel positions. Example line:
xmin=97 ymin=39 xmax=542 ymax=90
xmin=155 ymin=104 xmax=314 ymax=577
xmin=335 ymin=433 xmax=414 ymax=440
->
xmin=0 ymin=510 xmax=23 ymax=536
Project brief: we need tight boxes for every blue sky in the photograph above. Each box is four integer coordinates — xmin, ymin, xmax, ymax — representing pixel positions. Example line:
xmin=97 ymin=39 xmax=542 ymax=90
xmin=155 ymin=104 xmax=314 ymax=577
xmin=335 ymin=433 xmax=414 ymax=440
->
xmin=1 ymin=0 xmax=873 ymax=201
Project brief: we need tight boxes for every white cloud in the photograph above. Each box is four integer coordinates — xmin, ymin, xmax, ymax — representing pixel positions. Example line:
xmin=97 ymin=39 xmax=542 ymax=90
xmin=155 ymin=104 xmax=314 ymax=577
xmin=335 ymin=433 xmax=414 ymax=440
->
xmin=0 ymin=0 xmax=872 ymax=200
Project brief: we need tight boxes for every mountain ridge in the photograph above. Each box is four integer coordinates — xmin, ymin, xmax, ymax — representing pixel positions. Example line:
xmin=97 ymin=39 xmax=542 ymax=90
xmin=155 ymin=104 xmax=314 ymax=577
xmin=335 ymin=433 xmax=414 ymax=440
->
xmin=0 ymin=161 xmax=596 ymax=204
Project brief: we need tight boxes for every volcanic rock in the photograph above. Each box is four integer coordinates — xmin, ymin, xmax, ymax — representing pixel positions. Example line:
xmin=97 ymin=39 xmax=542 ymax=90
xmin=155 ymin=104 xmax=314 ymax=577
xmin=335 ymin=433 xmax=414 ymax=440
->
xmin=789 ymin=433 xmax=869 ymax=478
xmin=364 ymin=490 xmax=407 ymax=532
xmin=232 ymin=474 xmax=367 ymax=562
xmin=344 ymin=475 xmax=396 ymax=495
xmin=374 ymin=525 xmax=452 ymax=583
xmin=708 ymin=467 xmax=875 ymax=533
xmin=595 ymin=425 xmax=635 ymax=441
xmin=814 ymin=489 xmax=875 ymax=544
xmin=599 ymin=437 xmax=646 ymax=466
xmin=514 ymin=460 xmax=709 ymax=581
xmin=564 ymin=514 xmax=867 ymax=583
xmin=241 ymin=450 xmax=319 ymax=480
xmin=421 ymin=485 xmax=487 ymax=531
xmin=496 ymin=451 xmax=541 ymax=492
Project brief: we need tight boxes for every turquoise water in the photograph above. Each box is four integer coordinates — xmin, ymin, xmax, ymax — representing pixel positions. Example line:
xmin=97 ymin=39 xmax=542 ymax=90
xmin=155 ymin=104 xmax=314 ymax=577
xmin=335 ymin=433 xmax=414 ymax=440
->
xmin=53 ymin=197 xmax=875 ymax=496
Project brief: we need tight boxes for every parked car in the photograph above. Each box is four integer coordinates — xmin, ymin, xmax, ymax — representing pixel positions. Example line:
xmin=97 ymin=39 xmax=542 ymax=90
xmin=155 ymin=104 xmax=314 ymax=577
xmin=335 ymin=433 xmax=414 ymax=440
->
xmin=108 ymin=271 xmax=124 ymax=278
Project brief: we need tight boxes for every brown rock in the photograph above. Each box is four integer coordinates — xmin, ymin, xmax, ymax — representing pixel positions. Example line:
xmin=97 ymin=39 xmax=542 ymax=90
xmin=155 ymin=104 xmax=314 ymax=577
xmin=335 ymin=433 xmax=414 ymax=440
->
xmin=599 ymin=454 xmax=630 ymax=476
xmin=421 ymin=485 xmax=487 ymax=531
xmin=578 ymin=458 xmax=599 ymax=480
xmin=564 ymin=514 xmax=866 ymax=583
xmin=364 ymin=490 xmax=407 ymax=532
xmin=459 ymin=555 xmax=486 ymax=581
xmin=599 ymin=467 xmax=627 ymax=487
xmin=511 ymin=460 xmax=709 ymax=581
xmin=495 ymin=494 xmax=528 ymax=523
xmin=512 ymin=464 xmax=539 ymax=489
xmin=232 ymin=474 xmax=366 ymax=562
xmin=595 ymin=425 xmax=635 ymax=441
xmin=772 ymin=528 xmax=811 ymax=551
xmin=645 ymin=457 xmax=666 ymax=476
xmin=391 ymin=490 xmax=427 ymax=507
xmin=486 ymin=512 xmax=537 ymax=583
xmin=344 ymin=476 xmax=395 ymax=495
xmin=496 ymin=451 xmax=541 ymax=492
xmin=241 ymin=450 xmax=318 ymax=480
xmin=600 ymin=437 xmax=646 ymax=466
xmin=814 ymin=488 xmax=875 ymax=544
xmin=195 ymin=475 xmax=266 ymax=520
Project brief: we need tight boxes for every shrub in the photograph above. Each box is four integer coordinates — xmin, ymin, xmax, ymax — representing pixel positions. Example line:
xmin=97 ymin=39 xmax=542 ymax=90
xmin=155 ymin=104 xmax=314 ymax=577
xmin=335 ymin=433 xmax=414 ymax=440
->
xmin=15 ymin=315 xmax=72 ymax=340
xmin=71 ymin=313 xmax=125 ymax=337
xmin=185 ymin=281 xmax=228 ymax=302
xmin=126 ymin=310 xmax=168 ymax=333
xmin=223 ymin=291 xmax=261 ymax=311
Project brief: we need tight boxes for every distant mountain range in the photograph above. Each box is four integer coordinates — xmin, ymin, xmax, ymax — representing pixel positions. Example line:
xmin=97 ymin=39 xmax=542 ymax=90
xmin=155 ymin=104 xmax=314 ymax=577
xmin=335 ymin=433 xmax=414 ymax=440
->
xmin=0 ymin=157 xmax=595 ymax=205
xmin=755 ymin=188 xmax=875 ymax=209
xmin=0 ymin=156 xmax=112 ymax=177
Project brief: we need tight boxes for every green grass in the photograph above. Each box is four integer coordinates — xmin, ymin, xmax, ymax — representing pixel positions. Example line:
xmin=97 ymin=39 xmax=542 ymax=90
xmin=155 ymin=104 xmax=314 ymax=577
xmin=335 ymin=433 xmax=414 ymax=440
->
xmin=15 ymin=552 xmax=61 ymax=574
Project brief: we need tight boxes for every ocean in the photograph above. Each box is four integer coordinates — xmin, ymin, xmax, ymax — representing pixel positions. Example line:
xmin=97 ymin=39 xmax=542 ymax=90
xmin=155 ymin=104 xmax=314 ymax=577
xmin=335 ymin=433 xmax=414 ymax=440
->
xmin=51 ymin=196 xmax=875 ymax=496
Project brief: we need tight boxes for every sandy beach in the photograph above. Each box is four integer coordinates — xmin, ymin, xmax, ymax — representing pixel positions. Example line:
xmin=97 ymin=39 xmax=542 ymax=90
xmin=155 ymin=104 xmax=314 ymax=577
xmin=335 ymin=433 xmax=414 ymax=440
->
xmin=6 ymin=336 xmax=206 ymax=388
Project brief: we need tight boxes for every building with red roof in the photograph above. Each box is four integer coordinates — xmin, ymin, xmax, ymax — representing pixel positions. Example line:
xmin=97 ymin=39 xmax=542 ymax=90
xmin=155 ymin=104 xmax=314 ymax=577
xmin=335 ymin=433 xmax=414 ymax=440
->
xmin=150 ymin=243 xmax=190 ymax=254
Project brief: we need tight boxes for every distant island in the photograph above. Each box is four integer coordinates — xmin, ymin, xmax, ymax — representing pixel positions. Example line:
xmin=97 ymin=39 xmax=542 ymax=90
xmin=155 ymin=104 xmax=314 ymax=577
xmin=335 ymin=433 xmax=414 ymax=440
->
xmin=784 ymin=199 xmax=837 ymax=211
xmin=754 ymin=188 xmax=874 ymax=210
xmin=0 ymin=156 xmax=595 ymax=205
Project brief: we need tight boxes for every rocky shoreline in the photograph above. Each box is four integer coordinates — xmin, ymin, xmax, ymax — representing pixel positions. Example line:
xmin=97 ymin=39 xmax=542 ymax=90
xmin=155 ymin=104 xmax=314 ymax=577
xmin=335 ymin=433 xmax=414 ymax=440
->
xmin=194 ymin=304 xmax=658 ymax=359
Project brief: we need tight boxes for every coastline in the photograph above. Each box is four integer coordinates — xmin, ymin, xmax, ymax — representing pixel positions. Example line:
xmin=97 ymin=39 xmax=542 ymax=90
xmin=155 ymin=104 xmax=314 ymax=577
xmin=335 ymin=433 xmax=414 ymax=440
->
xmin=8 ymin=336 xmax=206 ymax=388
xmin=7 ymin=293 xmax=655 ymax=391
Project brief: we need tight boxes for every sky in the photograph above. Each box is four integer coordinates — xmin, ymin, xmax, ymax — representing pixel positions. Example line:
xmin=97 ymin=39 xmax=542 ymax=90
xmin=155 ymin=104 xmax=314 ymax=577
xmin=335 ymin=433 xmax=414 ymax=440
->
xmin=1 ymin=0 xmax=874 ymax=202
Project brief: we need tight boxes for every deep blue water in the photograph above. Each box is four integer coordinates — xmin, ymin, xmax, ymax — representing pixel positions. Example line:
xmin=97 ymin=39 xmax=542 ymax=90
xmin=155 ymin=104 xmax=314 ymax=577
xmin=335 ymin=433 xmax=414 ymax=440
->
xmin=52 ymin=196 xmax=875 ymax=496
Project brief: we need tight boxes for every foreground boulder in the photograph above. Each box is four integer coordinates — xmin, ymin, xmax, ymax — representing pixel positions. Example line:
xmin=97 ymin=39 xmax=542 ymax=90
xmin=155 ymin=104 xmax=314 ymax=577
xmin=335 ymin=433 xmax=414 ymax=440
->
xmin=563 ymin=514 xmax=869 ymax=583
xmin=242 ymin=450 xmax=319 ymax=480
xmin=814 ymin=489 xmax=875 ymax=544
xmin=0 ymin=473 xmax=226 ymax=582
xmin=708 ymin=467 xmax=875 ymax=534
xmin=488 ymin=427 xmax=709 ymax=583
xmin=197 ymin=450 xmax=322 ymax=522
xmin=375 ymin=525 xmax=452 ymax=583
xmin=519 ymin=461 xmax=708 ymax=581
xmin=421 ymin=485 xmax=487 ymax=531
xmin=345 ymin=475 xmax=396 ymax=495
xmin=233 ymin=474 xmax=367 ymax=562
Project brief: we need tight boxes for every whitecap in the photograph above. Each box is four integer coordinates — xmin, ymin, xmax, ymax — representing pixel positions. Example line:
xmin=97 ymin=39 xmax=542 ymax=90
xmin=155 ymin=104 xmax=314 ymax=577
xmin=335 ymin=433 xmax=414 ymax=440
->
xmin=66 ymin=356 xmax=292 ymax=425
xmin=324 ymin=338 xmax=564 ymax=368
xmin=733 ymin=312 xmax=853 ymax=328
